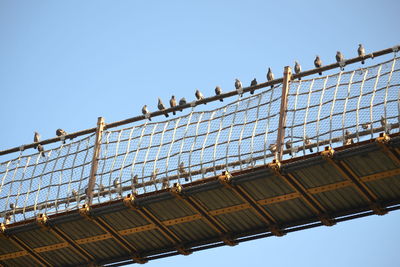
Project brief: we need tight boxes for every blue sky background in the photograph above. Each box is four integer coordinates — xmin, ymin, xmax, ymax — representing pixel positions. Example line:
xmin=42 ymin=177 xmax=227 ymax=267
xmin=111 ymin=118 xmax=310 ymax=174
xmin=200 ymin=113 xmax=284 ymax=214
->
xmin=0 ymin=1 xmax=399 ymax=266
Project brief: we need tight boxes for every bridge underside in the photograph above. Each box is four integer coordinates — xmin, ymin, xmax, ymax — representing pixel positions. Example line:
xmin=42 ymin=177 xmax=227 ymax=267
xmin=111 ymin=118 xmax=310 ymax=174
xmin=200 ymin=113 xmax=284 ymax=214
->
xmin=1 ymin=134 xmax=400 ymax=267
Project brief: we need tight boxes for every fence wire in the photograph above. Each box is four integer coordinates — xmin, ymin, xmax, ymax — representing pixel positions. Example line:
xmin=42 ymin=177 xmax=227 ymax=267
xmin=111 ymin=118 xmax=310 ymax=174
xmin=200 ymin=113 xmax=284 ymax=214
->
xmin=1 ymin=56 xmax=399 ymax=224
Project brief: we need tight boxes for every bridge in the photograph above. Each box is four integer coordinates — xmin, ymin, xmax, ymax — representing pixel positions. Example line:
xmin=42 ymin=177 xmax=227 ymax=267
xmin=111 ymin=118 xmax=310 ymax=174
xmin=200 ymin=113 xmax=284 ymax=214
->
xmin=0 ymin=46 xmax=400 ymax=266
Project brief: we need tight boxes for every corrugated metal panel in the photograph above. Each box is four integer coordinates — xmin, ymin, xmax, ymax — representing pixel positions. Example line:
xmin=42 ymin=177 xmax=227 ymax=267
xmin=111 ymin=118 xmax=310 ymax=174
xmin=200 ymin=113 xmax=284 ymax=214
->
xmin=365 ymin=175 xmax=400 ymax=201
xmin=124 ymin=229 xmax=173 ymax=252
xmin=80 ymin=238 xmax=128 ymax=260
xmin=13 ymin=228 xmax=62 ymax=249
xmin=239 ymin=175 xmax=294 ymax=201
xmin=99 ymin=208 xmax=150 ymax=231
xmin=191 ymin=187 xmax=244 ymax=210
xmin=167 ymin=219 xmax=218 ymax=242
xmin=0 ymin=237 xmax=22 ymax=254
xmin=313 ymin=187 xmax=367 ymax=212
xmin=144 ymin=198 xmax=196 ymax=221
xmin=342 ymin=150 xmax=399 ymax=177
xmin=262 ymin=198 xmax=315 ymax=223
xmin=214 ymin=209 xmax=265 ymax=233
xmin=40 ymin=247 xmax=85 ymax=266
xmin=2 ymin=255 xmax=34 ymax=267
xmin=291 ymin=162 xmax=345 ymax=188
xmin=57 ymin=218 xmax=107 ymax=240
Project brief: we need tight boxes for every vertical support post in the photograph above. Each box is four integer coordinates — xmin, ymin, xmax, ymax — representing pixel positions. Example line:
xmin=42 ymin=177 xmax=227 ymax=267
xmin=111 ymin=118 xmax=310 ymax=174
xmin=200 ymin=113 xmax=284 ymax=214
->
xmin=276 ymin=66 xmax=292 ymax=161
xmin=87 ymin=117 xmax=105 ymax=205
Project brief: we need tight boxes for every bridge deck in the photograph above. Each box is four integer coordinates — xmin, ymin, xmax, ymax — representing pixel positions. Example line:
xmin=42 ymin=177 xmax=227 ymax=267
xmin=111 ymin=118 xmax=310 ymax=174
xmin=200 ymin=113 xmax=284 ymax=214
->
xmin=1 ymin=134 xmax=400 ymax=266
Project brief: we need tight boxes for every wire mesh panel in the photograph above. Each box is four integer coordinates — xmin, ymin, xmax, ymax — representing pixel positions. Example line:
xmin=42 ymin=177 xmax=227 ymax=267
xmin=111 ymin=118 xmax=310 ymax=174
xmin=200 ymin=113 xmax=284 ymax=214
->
xmin=0 ymin=135 xmax=95 ymax=223
xmin=94 ymin=86 xmax=282 ymax=203
xmin=1 ymin=55 xmax=399 ymax=224
xmin=284 ymin=57 xmax=400 ymax=158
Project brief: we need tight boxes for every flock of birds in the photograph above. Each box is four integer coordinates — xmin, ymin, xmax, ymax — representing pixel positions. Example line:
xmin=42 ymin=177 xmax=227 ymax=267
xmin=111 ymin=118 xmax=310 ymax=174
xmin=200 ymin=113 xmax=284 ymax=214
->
xmin=141 ymin=44 xmax=367 ymax=120
xmin=22 ymin=44 xmax=378 ymax=204
xmin=269 ymin=115 xmax=391 ymax=157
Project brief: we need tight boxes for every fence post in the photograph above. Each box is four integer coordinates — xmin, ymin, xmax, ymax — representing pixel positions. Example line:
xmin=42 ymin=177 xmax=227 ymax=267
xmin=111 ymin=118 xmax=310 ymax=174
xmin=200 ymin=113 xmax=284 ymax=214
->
xmin=276 ymin=66 xmax=292 ymax=161
xmin=87 ymin=117 xmax=105 ymax=205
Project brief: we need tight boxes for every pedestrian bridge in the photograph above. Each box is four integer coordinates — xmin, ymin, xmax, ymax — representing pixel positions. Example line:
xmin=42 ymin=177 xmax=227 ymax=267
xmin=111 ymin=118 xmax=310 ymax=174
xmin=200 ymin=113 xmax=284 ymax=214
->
xmin=0 ymin=47 xmax=399 ymax=266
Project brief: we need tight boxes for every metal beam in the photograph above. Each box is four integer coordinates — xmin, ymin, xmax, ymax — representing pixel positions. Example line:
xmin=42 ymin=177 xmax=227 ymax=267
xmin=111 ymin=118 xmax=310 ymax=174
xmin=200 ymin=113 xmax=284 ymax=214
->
xmin=218 ymin=172 xmax=285 ymax=236
xmin=79 ymin=204 xmax=147 ymax=264
xmin=268 ymin=161 xmax=336 ymax=226
xmin=276 ymin=66 xmax=292 ymax=161
xmin=376 ymin=133 xmax=400 ymax=166
xmin=169 ymin=183 xmax=237 ymax=246
xmin=36 ymin=214 xmax=96 ymax=263
xmin=0 ymin=223 xmax=51 ymax=266
xmin=321 ymin=146 xmax=387 ymax=215
xmin=123 ymin=194 xmax=192 ymax=255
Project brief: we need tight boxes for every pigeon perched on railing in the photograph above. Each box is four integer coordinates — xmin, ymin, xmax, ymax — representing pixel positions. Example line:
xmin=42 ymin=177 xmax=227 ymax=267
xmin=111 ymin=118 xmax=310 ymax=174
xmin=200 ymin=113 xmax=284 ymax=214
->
xmin=314 ymin=55 xmax=323 ymax=75
xmin=304 ymin=135 xmax=313 ymax=152
xmin=195 ymin=89 xmax=206 ymax=104
xmin=170 ymin=95 xmax=177 ymax=115
xmin=158 ymin=98 xmax=169 ymax=118
xmin=336 ymin=51 xmax=345 ymax=70
xmin=179 ymin=97 xmax=187 ymax=111
xmin=344 ymin=130 xmax=354 ymax=145
xmin=358 ymin=44 xmax=366 ymax=64
xmin=215 ymin=86 xmax=223 ymax=102
xmin=380 ymin=116 xmax=391 ymax=133
xmin=132 ymin=174 xmax=139 ymax=185
xmin=56 ymin=129 xmax=67 ymax=144
xmin=268 ymin=143 xmax=277 ymax=154
xmin=235 ymin=79 xmax=243 ymax=96
xmin=361 ymin=122 xmax=371 ymax=130
xmin=99 ymin=184 xmax=107 ymax=197
xmin=178 ymin=162 xmax=189 ymax=181
xmin=250 ymin=78 xmax=257 ymax=94
xmin=113 ymin=178 xmax=122 ymax=197
xmin=37 ymin=144 xmax=45 ymax=157
xmin=142 ymin=105 xmax=151 ymax=121
xmin=34 ymin=132 xmax=40 ymax=149
xmin=285 ymin=140 xmax=293 ymax=156
xmin=162 ymin=178 xmax=169 ymax=190
xmin=294 ymin=61 xmax=302 ymax=80
xmin=267 ymin=68 xmax=274 ymax=88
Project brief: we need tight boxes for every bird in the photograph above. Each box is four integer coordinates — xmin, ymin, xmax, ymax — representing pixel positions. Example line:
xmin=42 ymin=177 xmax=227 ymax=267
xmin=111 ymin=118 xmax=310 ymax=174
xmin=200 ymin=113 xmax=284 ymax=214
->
xmin=195 ymin=89 xmax=206 ymax=104
xmin=37 ymin=144 xmax=45 ymax=157
xmin=170 ymin=95 xmax=177 ymax=115
xmin=113 ymin=178 xmax=122 ymax=196
xmin=235 ymin=78 xmax=243 ymax=96
xmin=361 ymin=122 xmax=371 ymax=130
xmin=71 ymin=189 xmax=78 ymax=198
xmin=215 ymin=86 xmax=223 ymax=102
xmin=98 ymin=184 xmax=106 ymax=197
xmin=33 ymin=132 xmax=40 ymax=149
xmin=314 ymin=55 xmax=323 ymax=75
xmin=250 ymin=78 xmax=257 ymax=94
xmin=9 ymin=203 xmax=15 ymax=210
xmin=294 ymin=61 xmax=302 ymax=80
xmin=142 ymin=105 xmax=151 ymax=121
xmin=344 ymin=130 xmax=354 ymax=145
xmin=267 ymin=68 xmax=274 ymax=88
xmin=158 ymin=98 xmax=169 ymax=118
xmin=268 ymin=143 xmax=277 ymax=154
xmin=304 ymin=135 xmax=313 ymax=153
xmin=380 ymin=116 xmax=391 ymax=133
xmin=336 ymin=51 xmax=345 ymax=70
xmin=56 ymin=129 xmax=67 ymax=144
xmin=178 ymin=162 xmax=189 ymax=182
xmin=285 ymin=140 xmax=293 ymax=156
xmin=162 ymin=178 xmax=169 ymax=190
xmin=358 ymin=44 xmax=366 ymax=64
xmin=151 ymin=169 xmax=159 ymax=181
xmin=132 ymin=174 xmax=139 ymax=185
xmin=179 ymin=97 xmax=187 ymax=111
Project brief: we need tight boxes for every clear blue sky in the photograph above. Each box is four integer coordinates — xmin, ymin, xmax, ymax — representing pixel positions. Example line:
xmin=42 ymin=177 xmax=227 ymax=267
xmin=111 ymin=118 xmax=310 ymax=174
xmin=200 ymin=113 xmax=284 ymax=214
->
xmin=0 ymin=1 xmax=399 ymax=266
